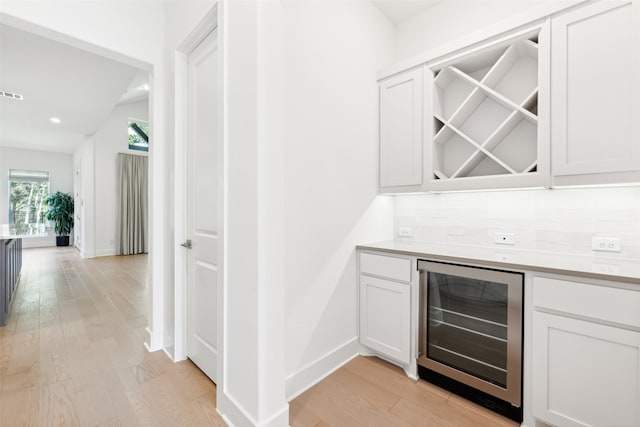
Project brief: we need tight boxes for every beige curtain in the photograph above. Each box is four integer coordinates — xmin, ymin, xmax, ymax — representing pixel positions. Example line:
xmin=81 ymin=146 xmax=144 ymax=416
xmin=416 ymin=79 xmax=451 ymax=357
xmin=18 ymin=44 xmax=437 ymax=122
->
xmin=116 ymin=154 xmax=148 ymax=255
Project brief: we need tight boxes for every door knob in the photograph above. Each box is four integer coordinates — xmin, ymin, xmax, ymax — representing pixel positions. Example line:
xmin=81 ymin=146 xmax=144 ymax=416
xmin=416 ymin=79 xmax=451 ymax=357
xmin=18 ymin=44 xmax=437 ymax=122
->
xmin=181 ymin=239 xmax=192 ymax=249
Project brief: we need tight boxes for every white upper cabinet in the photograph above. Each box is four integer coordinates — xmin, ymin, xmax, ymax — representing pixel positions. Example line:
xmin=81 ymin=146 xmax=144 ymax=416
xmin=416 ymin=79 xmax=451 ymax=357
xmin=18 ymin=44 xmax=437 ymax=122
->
xmin=425 ymin=25 xmax=550 ymax=191
xmin=377 ymin=0 xmax=639 ymax=193
xmin=379 ymin=68 xmax=423 ymax=192
xmin=551 ymin=0 xmax=640 ymax=185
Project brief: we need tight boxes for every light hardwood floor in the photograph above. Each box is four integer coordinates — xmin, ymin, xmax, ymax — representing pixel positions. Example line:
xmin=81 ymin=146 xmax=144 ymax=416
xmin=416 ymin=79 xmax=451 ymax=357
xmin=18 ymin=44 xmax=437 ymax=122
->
xmin=291 ymin=356 xmax=518 ymax=427
xmin=0 ymin=247 xmax=221 ymax=427
xmin=1 ymin=247 xmax=518 ymax=427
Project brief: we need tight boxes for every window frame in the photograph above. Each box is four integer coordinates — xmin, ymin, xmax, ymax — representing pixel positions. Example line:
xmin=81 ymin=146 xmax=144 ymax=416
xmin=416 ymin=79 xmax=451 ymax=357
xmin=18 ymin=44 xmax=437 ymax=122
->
xmin=128 ymin=118 xmax=149 ymax=152
xmin=8 ymin=169 xmax=51 ymax=236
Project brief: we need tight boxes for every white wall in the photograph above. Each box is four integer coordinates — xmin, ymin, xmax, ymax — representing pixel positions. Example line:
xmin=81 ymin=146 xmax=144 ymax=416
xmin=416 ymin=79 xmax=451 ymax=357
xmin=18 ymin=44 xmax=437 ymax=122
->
xmin=394 ymin=1 xmax=543 ymax=61
xmin=226 ymin=3 xmax=262 ymax=422
xmin=280 ymin=0 xmax=395 ymax=399
xmin=92 ymin=101 xmax=149 ymax=257
xmin=73 ymin=101 xmax=150 ymax=258
xmin=0 ymin=146 xmax=73 ymax=247
xmin=211 ymin=1 xmax=397 ymax=424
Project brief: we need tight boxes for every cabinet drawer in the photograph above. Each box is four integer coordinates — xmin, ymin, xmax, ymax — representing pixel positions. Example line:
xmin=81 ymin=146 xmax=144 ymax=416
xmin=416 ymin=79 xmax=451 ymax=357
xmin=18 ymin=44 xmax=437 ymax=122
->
xmin=534 ymin=276 xmax=640 ymax=328
xmin=360 ymin=252 xmax=411 ymax=282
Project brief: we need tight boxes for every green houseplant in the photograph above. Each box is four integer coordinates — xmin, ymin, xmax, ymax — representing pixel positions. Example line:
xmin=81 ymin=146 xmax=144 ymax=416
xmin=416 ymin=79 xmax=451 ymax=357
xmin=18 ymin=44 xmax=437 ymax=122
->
xmin=46 ymin=191 xmax=74 ymax=246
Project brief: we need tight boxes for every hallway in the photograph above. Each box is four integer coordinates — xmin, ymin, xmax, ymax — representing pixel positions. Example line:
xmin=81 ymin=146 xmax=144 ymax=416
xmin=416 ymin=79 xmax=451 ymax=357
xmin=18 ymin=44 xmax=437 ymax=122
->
xmin=0 ymin=247 xmax=222 ymax=426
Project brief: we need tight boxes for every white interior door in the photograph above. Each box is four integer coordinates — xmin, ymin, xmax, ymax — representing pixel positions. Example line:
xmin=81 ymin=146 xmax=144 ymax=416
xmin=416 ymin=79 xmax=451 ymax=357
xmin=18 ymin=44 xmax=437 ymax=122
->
xmin=186 ymin=29 xmax=218 ymax=383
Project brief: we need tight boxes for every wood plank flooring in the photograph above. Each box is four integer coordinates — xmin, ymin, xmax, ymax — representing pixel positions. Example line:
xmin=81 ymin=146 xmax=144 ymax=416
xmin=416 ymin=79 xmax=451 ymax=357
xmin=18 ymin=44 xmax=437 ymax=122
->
xmin=1 ymin=247 xmax=518 ymax=426
xmin=290 ymin=356 xmax=519 ymax=427
xmin=0 ymin=247 xmax=222 ymax=427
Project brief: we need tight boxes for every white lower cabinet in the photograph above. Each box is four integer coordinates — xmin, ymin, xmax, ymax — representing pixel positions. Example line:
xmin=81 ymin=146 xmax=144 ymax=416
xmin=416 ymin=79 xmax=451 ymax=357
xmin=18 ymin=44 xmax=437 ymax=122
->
xmin=532 ymin=276 xmax=640 ymax=427
xmin=359 ymin=275 xmax=411 ymax=365
xmin=358 ymin=251 xmax=416 ymax=376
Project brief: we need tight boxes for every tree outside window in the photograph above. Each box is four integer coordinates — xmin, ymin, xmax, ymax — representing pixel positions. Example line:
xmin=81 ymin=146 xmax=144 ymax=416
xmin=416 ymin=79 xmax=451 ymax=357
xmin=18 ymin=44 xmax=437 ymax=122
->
xmin=8 ymin=169 xmax=50 ymax=235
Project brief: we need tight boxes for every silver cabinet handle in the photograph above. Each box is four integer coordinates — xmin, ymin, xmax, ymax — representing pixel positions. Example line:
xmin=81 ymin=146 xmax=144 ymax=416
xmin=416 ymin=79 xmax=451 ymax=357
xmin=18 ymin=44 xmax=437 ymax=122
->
xmin=180 ymin=239 xmax=192 ymax=249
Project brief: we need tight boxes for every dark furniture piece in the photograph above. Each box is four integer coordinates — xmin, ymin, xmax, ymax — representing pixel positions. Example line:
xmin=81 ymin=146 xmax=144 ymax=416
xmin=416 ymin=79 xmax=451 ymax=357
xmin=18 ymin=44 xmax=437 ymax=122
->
xmin=1 ymin=238 xmax=22 ymax=326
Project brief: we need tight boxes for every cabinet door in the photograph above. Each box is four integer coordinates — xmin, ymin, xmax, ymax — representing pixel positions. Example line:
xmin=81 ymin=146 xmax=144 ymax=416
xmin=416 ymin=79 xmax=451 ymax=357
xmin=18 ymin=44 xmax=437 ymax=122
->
xmin=551 ymin=0 xmax=640 ymax=181
xmin=379 ymin=68 xmax=423 ymax=191
xmin=360 ymin=275 xmax=411 ymax=364
xmin=533 ymin=311 xmax=640 ymax=427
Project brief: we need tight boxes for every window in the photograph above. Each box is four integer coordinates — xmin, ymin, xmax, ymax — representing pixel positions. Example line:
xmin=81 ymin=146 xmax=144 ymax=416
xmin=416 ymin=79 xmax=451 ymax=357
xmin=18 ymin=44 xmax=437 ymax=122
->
xmin=8 ymin=169 xmax=50 ymax=236
xmin=128 ymin=119 xmax=149 ymax=152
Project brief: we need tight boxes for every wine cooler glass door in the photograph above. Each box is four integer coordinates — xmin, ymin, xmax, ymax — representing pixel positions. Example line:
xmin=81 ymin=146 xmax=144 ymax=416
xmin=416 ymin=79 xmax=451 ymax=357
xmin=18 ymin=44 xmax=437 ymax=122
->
xmin=418 ymin=260 xmax=523 ymax=407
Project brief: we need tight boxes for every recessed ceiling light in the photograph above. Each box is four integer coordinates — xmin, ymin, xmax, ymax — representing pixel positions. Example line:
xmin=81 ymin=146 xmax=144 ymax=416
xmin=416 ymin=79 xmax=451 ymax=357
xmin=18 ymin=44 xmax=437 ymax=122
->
xmin=138 ymin=84 xmax=150 ymax=91
xmin=50 ymin=117 xmax=61 ymax=124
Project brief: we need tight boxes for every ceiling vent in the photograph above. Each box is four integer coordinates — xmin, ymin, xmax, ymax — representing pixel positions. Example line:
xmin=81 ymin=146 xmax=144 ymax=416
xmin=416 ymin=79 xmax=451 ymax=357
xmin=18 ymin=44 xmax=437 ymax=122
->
xmin=0 ymin=91 xmax=24 ymax=101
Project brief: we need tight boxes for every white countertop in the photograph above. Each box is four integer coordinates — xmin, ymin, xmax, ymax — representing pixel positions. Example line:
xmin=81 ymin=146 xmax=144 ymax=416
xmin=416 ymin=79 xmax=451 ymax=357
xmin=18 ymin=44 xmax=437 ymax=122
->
xmin=357 ymin=240 xmax=640 ymax=285
xmin=0 ymin=235 xmax=21 ymax=240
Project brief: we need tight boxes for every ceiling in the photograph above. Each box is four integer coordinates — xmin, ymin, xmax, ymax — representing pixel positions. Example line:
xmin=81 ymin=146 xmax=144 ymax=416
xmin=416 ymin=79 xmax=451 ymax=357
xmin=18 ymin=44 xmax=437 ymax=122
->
xmin=0 ymin=24 xmax=147 ymax=154
xmin=372 ymin=0 xmax=442 ymax=24
xmin=0 ymin=1 xmax=502 ymax=156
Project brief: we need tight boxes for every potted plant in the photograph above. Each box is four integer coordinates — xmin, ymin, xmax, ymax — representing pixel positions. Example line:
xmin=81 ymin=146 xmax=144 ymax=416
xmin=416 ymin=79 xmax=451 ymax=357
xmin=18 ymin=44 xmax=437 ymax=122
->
xmin=46 ymin=191 xmax=74 ymax=246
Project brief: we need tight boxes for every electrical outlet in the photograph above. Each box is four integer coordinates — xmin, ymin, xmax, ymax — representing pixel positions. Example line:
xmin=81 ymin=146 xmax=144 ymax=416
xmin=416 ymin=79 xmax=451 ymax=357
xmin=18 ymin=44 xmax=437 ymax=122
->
xmin=398 ymin=227 xmax=412 ymax=237
xmin=592 ymin=237 xmax=621 ymax=252
xmin=495 ymin=232 xmax=515 ymax=245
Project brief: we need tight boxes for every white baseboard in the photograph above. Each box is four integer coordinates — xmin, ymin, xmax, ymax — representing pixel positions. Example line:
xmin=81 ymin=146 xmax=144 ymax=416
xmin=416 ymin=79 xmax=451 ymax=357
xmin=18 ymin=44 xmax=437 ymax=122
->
xmin=80 ymin=249 xmax=95 ymax=259
xmin=217 ymin=392 xmax=255 ymax=427
xmin=95 ymin=249 xmax=117 ymax=257
xmin=144 ymin=326 xmax=163 ymax=352
xmin=217 ymin=391 xmax=289 ymax=427
xmin=162 ymin=346 xmax=175 ymax=362
xmin=163 ymin=331 xmax=175 ymax=351
xmin=285 ymin=337 xmax=359 ymax=401
xmin=260 ymin=404 xmax=289 ymax=427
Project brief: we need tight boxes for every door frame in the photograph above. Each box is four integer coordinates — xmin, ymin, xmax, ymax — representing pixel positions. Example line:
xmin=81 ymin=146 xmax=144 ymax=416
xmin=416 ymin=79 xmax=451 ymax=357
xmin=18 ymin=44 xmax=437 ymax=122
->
xmin=173 ymin=5 xmax=221 ymax=365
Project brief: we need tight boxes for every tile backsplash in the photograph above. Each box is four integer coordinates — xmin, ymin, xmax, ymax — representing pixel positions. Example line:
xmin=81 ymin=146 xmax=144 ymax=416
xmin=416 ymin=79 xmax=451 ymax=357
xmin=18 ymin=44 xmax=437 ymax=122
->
xmin=394 ymin=186 xmax=640 ymax=258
